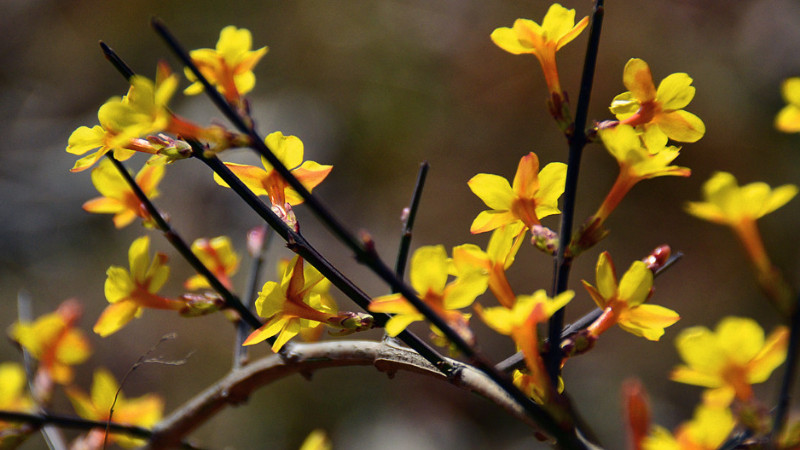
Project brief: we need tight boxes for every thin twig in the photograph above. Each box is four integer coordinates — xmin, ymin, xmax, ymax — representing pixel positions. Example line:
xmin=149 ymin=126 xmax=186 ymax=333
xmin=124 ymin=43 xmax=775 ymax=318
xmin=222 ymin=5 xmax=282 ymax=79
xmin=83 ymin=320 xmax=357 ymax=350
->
xmin=0 ymin=411 xmax=152 ymax=440
xmin=235 ymin=224 xmax=273 ymax=368
xmin=771 ymin=293 xmax=800 ymax=441
xmin=546 ymin=0 xmax=605 ymax=384
xmin=104 ymin=334 xmax=188 ymax=449
xmin=394 ymin=161 xmax=429 ymax=283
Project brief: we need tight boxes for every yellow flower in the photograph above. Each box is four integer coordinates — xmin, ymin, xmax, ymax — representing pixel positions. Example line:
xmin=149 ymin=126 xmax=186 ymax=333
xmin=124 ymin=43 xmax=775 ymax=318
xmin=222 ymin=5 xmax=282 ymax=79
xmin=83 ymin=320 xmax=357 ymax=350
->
xmin=214 ymin=131 xmax=333 ymax=208
xmin=369 ymin=245 xmax=488 ymax=344
xmin=776 ymin=77 xmax=800 ymax=133
xmin=66 ymin=63 xmax=183 ymax=173
xmin=184 ymin=26 xmax=268 ymax=103
xmin=610 ymin=58 xmax=705 ymax=144
xmin=686 ymin=171 xmax=798 ymax=227
xmin=66 ymin=101 xmax=141 ymax=173
xmin=66 ymin=368 xmax=163 ymax=448
xmin=82 ymin=158 xmax=164 ymax=228
xmin=643 ymin=404 xmax=736 ymax=450
xmin=670 ymin=317 xmax=788 ymax=403
xmin=491 ymin=4 xmax=588 ymax=98
xmin=593 ymin=124 xmax=690 ymax=223
xmin=273 ymin=258 xmax=339 ymax=343
xmin=476 ymin=289 xmax=573 ymax=402
xmin=244 ymin=256 xmax=355 ymax=352
xmin=94 ymin=236 xmax=183 ymax=337
xmin=452 ymin=223 xmax=525 ymax=308
xmin=468 ymin=152 xmax=566 ymax=234
xmin=9 ymin=299 xmax=91 ymax=385
xmin=686 ymin=172 xmax=797 ymax=307
xmin=184 ymin=236 xmax=241 ymax=291
xmin=581 ymin=252 xmax=679 ymax=341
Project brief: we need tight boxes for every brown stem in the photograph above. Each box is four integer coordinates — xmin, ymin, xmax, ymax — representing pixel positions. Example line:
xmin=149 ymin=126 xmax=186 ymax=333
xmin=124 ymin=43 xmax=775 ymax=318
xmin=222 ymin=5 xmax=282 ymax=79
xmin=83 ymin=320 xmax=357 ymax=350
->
xmin=148 ymin=340 xmax=538 ymax=449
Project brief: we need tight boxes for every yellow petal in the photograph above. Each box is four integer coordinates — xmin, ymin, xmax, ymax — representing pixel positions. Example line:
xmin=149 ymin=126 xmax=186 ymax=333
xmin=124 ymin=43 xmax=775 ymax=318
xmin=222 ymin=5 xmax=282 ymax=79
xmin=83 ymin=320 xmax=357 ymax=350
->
xmin=617 ymin=261 xmax=653 ymax=307
xmin=56 ymin=331 xmax=92 ymax=365
xmin=782 ymin=77 xmax=800 ymax=106
xmin=535 ymin=161 xmax=567 ymax=208
xmin=443 ymin=271 xmax=488 ymax=310
xmin=83 ymin=197 xmax=124 ymax=214
xmin=242 ymin=317 xmax=283 ymax=346
xmin=128 ymin=236 xmax=151 ymax=283
xmin=609 ymin=91 xmax=639 ymax=118
xmin=655 ymin=110 xmax=705 ymax=143
xmin=475 ymin=304 xmax=514 ymax=335
xmin=748 ymin=326 xmax=789 ymax=383
xmin=470 ymin=210 xmax=518 ymax=234
xmin=368 ymin=294 xmax=417 ymax=315
xmin=214 ymin=162 xmax=269 ymax=196
xmin=105 ymin=266 xmax=135 ymax=303
xmin=468 ymin=173 xmax=514 ymax=210
xmin=265 ymin=132 xmax=304 ymax=169
xmin=674 ymin=326 xmax=726 ymax=374
xmin=409 ymin=245 xmax=449 ymax=295
xmin=384 ymin=313 xmax=423 ymax=337
xmin=91 ymin=368 xmax=120 ymax=413
xmin=490 ymin=26 xmax=534 ymax=55
xmin=66 ymin=125 xmax=106 ymax=155
xmin=715 ymin=317 xmax=764 ymax=364
xmin=255 ymin=281 xmax=285 ymax=318
xmin=512 ymin=152 xmax=541 ymax=199
xmin=775 ymin=104 xmax=800 ymax=133
xmin=595 ymin=252 xmax=618 ymax=300
xmin=623 ymin=59 xmax=657 ymax=102
xmin=656 ymin=73 xmax=695 ymax=110
xmin=93 ymin=301 xmax=141 ymax=337
xmin=272 ymin=318 xmax=301 ymax=352
xmin=618 ymin=304 xmax=679 ymax=341
xmin=758 ymin=184 xmax=798 ymax=218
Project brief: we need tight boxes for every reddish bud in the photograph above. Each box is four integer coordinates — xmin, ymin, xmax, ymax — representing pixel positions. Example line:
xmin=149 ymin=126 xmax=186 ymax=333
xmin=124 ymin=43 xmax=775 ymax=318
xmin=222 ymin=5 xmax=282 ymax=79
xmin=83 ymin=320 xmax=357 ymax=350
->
xmin=641 ymin=245 xmax=671 ymax=272
xmin=622 ymin=378 xmax=650 ymax=450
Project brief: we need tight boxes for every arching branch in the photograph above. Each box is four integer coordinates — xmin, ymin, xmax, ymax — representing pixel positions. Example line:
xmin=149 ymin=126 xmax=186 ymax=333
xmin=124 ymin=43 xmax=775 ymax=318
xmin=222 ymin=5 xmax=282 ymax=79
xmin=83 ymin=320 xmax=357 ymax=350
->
xmin=148 ymin=340 xmax=537 ymax=448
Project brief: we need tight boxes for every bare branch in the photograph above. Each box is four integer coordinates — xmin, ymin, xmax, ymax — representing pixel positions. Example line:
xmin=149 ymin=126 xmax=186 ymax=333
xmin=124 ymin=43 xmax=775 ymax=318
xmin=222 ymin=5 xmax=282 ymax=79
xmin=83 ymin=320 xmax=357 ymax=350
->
xmin=148 ymin=340 xmax=537 ymax=449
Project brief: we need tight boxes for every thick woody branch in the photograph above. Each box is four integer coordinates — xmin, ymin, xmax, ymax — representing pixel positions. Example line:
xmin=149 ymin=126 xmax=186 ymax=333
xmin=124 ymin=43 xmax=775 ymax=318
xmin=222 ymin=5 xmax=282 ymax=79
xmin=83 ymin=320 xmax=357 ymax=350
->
xmin=148 ymin=340 xmax=537 ymax=449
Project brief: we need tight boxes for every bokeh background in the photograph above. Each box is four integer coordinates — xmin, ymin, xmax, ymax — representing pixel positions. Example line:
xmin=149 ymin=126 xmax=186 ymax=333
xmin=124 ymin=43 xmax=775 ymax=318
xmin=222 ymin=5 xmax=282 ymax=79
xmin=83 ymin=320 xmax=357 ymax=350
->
xmin=3 ymin=0 xmax=800 ymax=448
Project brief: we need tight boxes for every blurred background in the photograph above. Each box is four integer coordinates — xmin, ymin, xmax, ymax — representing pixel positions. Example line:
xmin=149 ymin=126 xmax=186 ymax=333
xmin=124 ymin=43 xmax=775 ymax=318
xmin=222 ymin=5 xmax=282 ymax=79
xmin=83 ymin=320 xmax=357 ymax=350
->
xmin=3 ymin=0 xmax=800 ymax=448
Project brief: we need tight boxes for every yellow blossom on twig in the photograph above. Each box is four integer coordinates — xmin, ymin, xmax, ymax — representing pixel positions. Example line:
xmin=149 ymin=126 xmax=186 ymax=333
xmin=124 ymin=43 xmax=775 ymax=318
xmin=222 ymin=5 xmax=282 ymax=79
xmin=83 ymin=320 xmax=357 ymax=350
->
xmin=184 ymin=236 xmax=241 ymax=291
xmin=369 ymin=245 xmax=488 ymax=345
xmin=82 ymin=158 xmax=164 ymax=228
xmin=582 ymin=252 xmax=679 ymax=341
xmin=476 ymin=289 xmax=573 ymax=402
xmin=244 ymin=256 xmax=370 ymax=352
xmin=94 ymin=236 xmax=184 ymax=337
xmin=610 ymin=58 xmax=705 ymax=145
xmin=469 ymin=152 xmax=566 ymax=235
xmin=9 ymin=299 xmax=91 ymax=385
xmin=184 ymin=26 xmax=268 ymax=103
xmin=66 ymin=368 xmax=163 ymax=448
xmin=670 ymin=316 xmax=788 ymax=404
xmin=491 ymin=3 xmax=588 ymax=100
xmin=214 ymin=132 xmax=332 ymax=228
xmin=686 ymin=172 xmax=797 ymax=312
